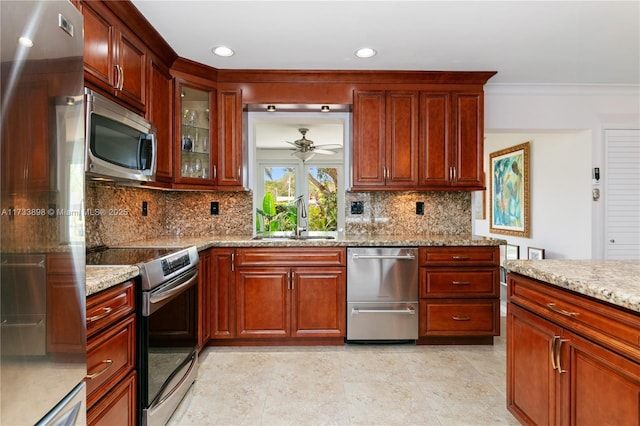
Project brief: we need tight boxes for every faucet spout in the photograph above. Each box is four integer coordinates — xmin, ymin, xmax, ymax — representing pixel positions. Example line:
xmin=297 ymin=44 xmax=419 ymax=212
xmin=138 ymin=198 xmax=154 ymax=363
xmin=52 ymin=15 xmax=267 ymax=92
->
xmin=295 ymin=196 xmax=308 ymax=237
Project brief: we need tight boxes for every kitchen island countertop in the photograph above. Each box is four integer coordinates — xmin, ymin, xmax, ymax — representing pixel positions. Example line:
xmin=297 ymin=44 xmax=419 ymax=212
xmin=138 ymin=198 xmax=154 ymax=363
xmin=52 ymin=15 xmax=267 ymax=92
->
xmin=504 ymin=259 xmax=640 ymax=313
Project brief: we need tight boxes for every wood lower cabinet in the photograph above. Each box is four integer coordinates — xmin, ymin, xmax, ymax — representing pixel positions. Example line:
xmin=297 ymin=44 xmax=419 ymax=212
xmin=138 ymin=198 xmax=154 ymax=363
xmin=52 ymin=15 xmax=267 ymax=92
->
xmin=210 ymin=247 xmax=346 ymax=345
xmin=197 ymin=249 xmax=212 ymax=348
xmin=418 ymin=246 xmax=500 ymax=344
xmin=85 ymin=281 xmax=136 ymax=426
xmin=507 ymin=273 xmax=640 ymax=425
xmin=210 ymin=248 xmax=236 ymax=339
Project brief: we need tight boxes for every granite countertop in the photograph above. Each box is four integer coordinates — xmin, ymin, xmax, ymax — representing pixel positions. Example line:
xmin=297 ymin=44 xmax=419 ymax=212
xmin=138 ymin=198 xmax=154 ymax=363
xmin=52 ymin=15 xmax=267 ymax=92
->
xmin=86 ymin=234 xmax=504 ymax=297
xmin=113 ymin=233 xmax=504 ymax=251
xmin=86 ymin=265 xmax=139 ymax=296
xmin=504 ymin=259 xmax=640 ymax=313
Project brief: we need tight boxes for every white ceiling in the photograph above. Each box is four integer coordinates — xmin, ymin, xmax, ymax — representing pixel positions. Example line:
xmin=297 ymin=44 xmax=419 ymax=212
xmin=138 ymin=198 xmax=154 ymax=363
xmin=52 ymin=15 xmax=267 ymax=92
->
xmin=131 ymin=0 xmax=639 ymax=149
xmin=131 ymin=0 xmax=639 ymax=85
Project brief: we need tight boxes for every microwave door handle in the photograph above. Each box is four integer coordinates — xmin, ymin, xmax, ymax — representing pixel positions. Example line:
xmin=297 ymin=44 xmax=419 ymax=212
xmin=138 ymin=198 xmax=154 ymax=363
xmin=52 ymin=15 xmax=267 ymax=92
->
xmin=137 ymin=135 xmax=144 ymax=169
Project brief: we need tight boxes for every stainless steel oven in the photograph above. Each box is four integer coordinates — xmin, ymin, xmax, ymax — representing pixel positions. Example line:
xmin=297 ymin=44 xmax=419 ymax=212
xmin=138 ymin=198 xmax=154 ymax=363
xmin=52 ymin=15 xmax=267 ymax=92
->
xmin=86 ymin=246 xmax=199 ymax=426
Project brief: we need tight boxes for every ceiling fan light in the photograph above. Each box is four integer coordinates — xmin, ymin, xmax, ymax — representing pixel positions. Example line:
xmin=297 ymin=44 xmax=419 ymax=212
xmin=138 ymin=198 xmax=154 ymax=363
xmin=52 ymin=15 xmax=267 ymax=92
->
xmin=293 ymin=151 xmax=315 ymax=162
xmin=266 ymin=105 xmax=276 ymax=112
xmin=320 ymin=105 xmax=330 ymax=112
xmin=355 ymin=47 xmax=377 ymax=58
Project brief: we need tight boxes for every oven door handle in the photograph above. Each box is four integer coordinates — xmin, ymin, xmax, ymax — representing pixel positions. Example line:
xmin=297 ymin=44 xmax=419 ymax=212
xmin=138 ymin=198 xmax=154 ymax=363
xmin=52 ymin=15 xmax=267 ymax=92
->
xmin=149 ymin=269 xmax=198 ymax=306
xmin=351 ymin=306 xmax=416 ymax=315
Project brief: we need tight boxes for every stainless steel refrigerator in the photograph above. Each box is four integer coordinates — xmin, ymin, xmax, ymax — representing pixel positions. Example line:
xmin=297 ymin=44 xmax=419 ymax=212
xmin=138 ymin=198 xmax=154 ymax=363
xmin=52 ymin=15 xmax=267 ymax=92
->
xmin=1 ymin=1 xmax=87 ymax=424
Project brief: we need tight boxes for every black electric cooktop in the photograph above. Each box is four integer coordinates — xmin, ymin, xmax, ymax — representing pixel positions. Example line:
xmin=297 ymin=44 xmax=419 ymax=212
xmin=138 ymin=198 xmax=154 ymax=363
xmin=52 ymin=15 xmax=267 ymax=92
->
xmin=86 ymin=246 xmax=180 ymax=266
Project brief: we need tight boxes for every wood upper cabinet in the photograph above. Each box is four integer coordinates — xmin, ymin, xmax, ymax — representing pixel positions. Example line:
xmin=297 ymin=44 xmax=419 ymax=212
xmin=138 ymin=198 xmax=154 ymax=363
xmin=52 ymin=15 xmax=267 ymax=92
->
xmin=352 ymin=90 xmax=419 ymax=189
xmin=217 ymin=90 xmax=244 ymax=188
xmin=148 ymin=59 xmax=173 ymax=182
xmin=507 ymin=273 xmax=640 ymax=426
xmin=81 ymin=0 xmax=147 ymax=112
xmin=1 ymin=78 xmax=50 ymax=192
xmin=173 ymin=77 xmax=217 ymax=187
xmin=419 ymin=91 xmax=484 ymax=190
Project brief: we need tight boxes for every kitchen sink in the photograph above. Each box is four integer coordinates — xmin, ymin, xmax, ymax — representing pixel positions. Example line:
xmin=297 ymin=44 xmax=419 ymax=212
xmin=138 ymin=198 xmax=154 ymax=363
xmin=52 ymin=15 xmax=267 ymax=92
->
xmin=251 ymin=235 xmax=336 ymax=241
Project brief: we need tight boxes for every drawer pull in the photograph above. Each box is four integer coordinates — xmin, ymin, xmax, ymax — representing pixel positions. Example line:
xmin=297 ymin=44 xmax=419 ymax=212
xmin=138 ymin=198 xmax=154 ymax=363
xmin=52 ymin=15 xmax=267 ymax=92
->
xmin=546 ymin=303 xmax=578 ymax=317
xmin=87 ymin=307 xmax=113 ymax=323
xmin=451 ymin=256 xmax=470 ymax=261
xmin=86 ymin=359 xmax=113 ymax=379
xmin=451 ymin=281 xmax=471 ymax=286
xmin=452 ymin=316 xmax=471 ymax=321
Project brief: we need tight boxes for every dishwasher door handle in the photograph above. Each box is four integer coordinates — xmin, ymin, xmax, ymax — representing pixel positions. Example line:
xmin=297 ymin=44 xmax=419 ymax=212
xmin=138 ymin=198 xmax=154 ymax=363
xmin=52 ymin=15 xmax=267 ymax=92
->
xmin=351 ymin=254 xmax=416 ymax=260
xmin=351 ymin=306 xmax=416 ymax=315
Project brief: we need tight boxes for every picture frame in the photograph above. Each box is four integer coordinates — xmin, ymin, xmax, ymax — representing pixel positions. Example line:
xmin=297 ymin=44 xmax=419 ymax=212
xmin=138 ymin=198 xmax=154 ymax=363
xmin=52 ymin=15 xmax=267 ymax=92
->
xmin=528 ymin=246 xmax=545 ymax=260
xmin=489 ymin=142 xmax=530 ymax=237
xmin=505 ymin=244 xmax=520 ymax=260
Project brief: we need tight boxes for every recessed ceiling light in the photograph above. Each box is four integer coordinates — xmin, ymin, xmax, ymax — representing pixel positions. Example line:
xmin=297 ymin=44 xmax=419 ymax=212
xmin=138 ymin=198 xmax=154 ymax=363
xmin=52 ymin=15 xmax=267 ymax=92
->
xmin=320 ymin=105 xmax=330 ymax=112
xmin=266 ymin=105 xmax=276 ymax=112
xmin=18 ymin=36 xmax=33 ymax=47
xmin=212 ymin=46 xmax=234 ymax=57
xmin=355 ymin=47 xmax=376 ymax=58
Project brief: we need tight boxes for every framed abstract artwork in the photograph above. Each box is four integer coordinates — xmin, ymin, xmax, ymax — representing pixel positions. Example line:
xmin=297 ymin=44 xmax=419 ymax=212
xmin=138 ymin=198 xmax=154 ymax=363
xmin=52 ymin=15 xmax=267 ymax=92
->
xmin=489 ymin=142 xmax=530 ymax=237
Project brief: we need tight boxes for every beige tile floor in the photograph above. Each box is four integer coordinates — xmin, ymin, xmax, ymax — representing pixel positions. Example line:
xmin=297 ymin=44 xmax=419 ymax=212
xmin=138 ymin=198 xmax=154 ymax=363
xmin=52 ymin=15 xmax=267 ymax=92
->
xmin=168 ymin=317 xmax=519 ymax=426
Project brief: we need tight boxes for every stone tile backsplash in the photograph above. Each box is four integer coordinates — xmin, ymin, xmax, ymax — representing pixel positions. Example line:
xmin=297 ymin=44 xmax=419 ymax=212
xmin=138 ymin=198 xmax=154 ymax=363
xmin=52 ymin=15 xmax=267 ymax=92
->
xmin=85 ymin=181 xmax=471 ymax=247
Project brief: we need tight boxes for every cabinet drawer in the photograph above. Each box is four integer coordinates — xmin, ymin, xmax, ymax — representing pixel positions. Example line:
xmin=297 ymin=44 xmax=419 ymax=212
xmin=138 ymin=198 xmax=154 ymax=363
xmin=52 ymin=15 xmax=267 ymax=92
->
xmin=421 ymin=268 xmax=498 ymax=298
xmin=86 ymin=315 xmax=136 ymax=408
xmin=508 ymin=273 xmax=640 ymax=362
xmin=87 ymin=370 xmax=136 ymax=426
xmin=419 ymin=299 xmax=499 ymax=336
xmin=87 ymin=281 xmax=135 ymax=337
xmin=419 ymin=246 xmax=499 ymax=266
xmin=236 ymin=248 xmax=346 ymax=267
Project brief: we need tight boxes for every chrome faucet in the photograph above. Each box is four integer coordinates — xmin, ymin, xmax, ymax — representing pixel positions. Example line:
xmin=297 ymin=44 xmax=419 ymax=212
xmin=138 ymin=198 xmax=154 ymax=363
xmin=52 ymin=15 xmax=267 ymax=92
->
xmin=295 ymin=196 xmax=308 ymax=237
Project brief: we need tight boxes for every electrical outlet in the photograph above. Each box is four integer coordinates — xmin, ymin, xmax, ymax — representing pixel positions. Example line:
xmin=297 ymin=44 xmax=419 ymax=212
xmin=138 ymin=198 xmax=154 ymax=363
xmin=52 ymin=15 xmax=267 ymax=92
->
xmin=350 ymin=201 xmax=364 ymax=215
xmin=142 ymin=201 xmax=148 ymax=216
xmin=210 ymin=201 xmax=219 ymax=215
xmin=416 ymin=201 xmax=424 ymax=215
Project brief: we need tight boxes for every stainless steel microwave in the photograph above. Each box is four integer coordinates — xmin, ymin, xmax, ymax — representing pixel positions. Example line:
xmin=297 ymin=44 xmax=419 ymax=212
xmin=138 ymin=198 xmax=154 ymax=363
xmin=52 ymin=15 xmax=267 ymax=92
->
xmin=85 ymin=88 xmax=157 ymax=182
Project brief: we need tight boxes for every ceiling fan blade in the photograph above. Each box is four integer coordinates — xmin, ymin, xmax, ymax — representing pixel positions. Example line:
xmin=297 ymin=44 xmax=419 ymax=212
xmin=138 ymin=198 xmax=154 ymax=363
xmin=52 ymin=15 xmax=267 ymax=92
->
xmin=314 ymin=144 xmax=342 ymax=150
xmin=313 ymin=149 xmax=336 ymax=155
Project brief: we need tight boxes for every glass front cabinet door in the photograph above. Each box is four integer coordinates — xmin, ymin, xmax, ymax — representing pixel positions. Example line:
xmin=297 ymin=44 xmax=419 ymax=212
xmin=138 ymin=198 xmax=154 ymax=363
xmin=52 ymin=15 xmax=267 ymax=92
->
xmin=175 ymin=80 xmax=216 ymax=186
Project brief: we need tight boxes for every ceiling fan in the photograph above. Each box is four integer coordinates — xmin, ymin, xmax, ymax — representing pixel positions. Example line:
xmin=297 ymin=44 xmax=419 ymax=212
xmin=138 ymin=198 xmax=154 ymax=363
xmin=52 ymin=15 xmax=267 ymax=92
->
xmin=286 ymin=128 xmax=341 ymax=161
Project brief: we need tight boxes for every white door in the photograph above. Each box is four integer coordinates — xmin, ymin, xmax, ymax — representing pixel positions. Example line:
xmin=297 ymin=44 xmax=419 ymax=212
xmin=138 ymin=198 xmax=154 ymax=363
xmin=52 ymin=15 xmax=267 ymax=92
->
xmin=605 ymin=129 xmax=640 ymax=259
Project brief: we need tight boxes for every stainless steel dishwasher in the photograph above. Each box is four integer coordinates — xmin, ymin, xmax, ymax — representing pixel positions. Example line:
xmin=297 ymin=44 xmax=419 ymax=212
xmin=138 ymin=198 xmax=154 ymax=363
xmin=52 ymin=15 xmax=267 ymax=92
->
xmin=346 ymin=247 xmax=419 ymax=341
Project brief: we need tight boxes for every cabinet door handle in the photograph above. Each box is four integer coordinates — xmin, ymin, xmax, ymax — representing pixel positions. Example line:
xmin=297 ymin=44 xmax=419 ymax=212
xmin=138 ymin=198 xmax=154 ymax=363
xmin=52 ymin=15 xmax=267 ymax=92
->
xmin=452 ymin=166 xmax=457 ymax=182
xmin=451 ymin=281 xmax=471 ymax=286
xmin=546 ymin=303 xmax=578 ymax=317
xmin=118 ymin=65 xmax=124 ymax=90
xmin=231 ymin=253 xmax=235 ymax=272
xmin=86 ymin=359 xmax=113 ymax=379
xmin=550 ymin=335 xmax=559 ymax=370
xmin=213 ymin=165 xmax=217 ymax=181
xmin=452 ymin=316 xmax=471 ymax=321
xmin=451 ymin=256 xmax=470 ymax=261
xmin=556 ymin=338 xmax=568 ymax=373
xmin=290 ymin=270 xmax=294 ymax=290
xmin=87 ymin=307 xmax=112 ymax=323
